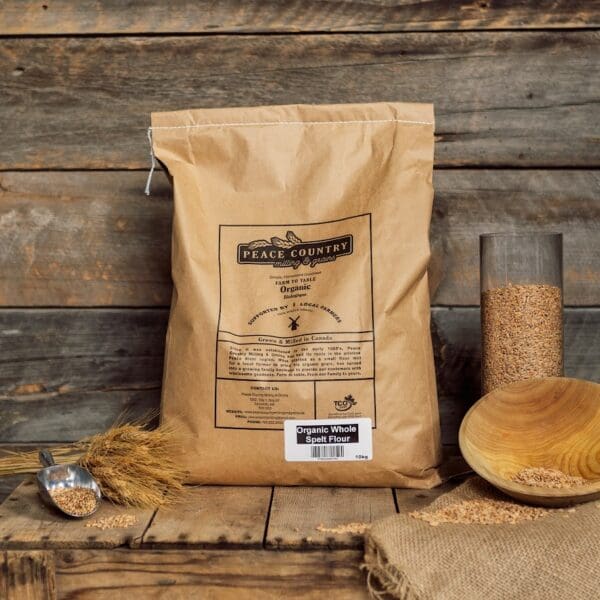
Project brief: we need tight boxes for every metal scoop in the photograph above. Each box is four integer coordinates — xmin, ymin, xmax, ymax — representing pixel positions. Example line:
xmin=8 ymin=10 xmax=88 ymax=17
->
xmin=37 ymin=449 xmax=101 ymax=518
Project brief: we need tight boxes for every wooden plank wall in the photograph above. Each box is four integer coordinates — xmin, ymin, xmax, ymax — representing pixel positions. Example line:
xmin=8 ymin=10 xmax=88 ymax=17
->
xmin=0 ymin=2 xmax=599 ymax=500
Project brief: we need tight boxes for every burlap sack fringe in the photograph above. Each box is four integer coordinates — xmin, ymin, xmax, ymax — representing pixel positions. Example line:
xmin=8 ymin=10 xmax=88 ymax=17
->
xmin=362 ymin=477 xmax=600 ymax=600
xmin=363 ymin=538 xmax=425 ymax=600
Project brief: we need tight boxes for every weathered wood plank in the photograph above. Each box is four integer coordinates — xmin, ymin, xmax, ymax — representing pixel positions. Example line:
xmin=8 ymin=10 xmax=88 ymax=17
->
xmin=0 ymin=308 xmax=597 ymax=444
xmin=143 ymin=486 xmax=272 ymax=548
xmin=430 ymin=170 xmax=600 ymax=305
xmin=266 ymin=487 xmax=396 ymax=549
xmin=0 ymin=308 xmax=166 ymax=395
xmin=1 ymin=170 xmax=597 ymax=306
xmin=0 ymin=475 xmax=24 ymax=505
xmin=0 ymin=172 xmax=172 ymax=307
xmin=54 ymin=548 xmax=369 ymax=599
xmin=1 ymin=0 xmax=596 ymax=34
xmin=0 ymin=551 xmax=56 ymax=600
xmin=0 ymin=389 xmax=160 ymax=444
xmin=0 ymin=480 xmax=154 ymax=550
xmin=1 ymin=33 xmax=598 ymax=169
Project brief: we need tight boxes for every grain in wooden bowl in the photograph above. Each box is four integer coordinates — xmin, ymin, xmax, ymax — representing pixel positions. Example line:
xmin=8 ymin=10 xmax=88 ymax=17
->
xmin=459 ymin=377 xmax=600 ymax=507
xmin=511 ymin=467 xmax=588 ymax=489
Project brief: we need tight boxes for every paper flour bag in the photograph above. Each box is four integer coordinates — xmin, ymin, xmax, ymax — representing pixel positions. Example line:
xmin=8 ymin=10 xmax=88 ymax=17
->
xmin=150 ymin=102 xmax=441 ymax=487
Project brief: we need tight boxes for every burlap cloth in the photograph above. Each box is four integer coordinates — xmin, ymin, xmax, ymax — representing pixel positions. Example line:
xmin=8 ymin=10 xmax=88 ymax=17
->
xmin=364 ymin=477 xmax=600 ymax=600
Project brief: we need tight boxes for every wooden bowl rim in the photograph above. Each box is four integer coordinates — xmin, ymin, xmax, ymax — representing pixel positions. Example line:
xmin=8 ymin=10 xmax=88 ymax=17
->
xmin=459 ymin=377 xmax=600 ymax=499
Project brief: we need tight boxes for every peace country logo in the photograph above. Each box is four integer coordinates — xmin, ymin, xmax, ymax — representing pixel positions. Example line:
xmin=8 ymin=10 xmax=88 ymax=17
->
xmin=238 ymin=231 xmax=353 ymax=269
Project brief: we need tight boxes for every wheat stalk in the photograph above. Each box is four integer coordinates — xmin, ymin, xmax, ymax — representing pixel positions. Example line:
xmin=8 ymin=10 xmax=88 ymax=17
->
xmin=0 ymin=445 xmax=84 ymax=475
xmin=0 ymin=420 xmax=188 ymax=508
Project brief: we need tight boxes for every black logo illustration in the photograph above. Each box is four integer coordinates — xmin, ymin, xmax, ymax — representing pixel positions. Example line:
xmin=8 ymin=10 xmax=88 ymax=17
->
xmin=238 ymin=230 xmax=353 ymax=269
xmin=334 ymin=395 xmax=357 ymax=412
xmin=288 ymin=316 xmax=300 ymax=331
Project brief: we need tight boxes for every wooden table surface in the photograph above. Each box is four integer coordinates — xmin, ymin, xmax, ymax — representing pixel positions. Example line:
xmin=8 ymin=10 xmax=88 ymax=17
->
xmin=0 ymin=478 xmax=461 ymax=598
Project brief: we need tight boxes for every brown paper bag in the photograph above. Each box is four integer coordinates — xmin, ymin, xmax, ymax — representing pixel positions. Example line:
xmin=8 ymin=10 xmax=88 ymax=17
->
xmin=150 ymin=102 xmax=441 ymax=486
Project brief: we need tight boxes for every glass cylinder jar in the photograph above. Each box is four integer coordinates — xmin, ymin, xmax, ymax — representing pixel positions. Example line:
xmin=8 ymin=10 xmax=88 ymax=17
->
xmin=480 ymin=233 xmax=564 ymax=394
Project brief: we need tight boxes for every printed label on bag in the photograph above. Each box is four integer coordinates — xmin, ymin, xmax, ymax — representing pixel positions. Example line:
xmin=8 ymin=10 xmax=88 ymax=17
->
xmin=214 ymin=214 xmax=376 ymax=430
xmin=283 ymin=418 xmax=372 ymax=461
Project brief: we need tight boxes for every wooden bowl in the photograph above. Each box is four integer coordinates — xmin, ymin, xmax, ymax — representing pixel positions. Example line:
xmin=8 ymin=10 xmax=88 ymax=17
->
xmin=459 ymin=377 xmax=600 ymax=507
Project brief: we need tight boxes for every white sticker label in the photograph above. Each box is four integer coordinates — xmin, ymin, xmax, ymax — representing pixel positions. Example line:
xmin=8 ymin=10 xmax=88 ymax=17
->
xmin=284 ymin=418 xmax=373 ymax=462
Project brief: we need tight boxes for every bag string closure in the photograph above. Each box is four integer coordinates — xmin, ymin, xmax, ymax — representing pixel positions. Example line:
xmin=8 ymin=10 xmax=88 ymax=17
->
xmin=144 ymin=117 xmax=433 ymax=195
xmin=144 ymin=127 xmax=157 ymax=196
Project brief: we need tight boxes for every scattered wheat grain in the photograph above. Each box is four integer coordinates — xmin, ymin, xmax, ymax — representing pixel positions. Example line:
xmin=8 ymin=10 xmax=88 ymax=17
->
xmin=85 ymin=515 xmax=137 ymax=530
xmin=410 ymin=499 xmax=548 ymax=526
xmin=316 ymin=522 xmax=370 ymax=535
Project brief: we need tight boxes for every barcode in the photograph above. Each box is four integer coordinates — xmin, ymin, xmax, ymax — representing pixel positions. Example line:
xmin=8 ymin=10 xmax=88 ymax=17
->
xmin=310 ymin=445 xmax=344 ymax=459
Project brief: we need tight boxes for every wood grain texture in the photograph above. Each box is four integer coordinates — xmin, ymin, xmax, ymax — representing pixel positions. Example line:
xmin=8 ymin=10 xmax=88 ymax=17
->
xmin=0 ymin=388 xmax=160 ymax=444
xmin=0 ymin=475 xmax=24 ymax=505
xmin=266 ymin=486 xmax=396 ymax=549
xmin=54 ymin=548 xmax=369 ymax=599
xmin=1 ymin=33 xmax=598 ymax=169
xmin=0 ymin=306 xmax=165 ymax=442
xmin=0 ymin=551 xmax=56 ymax=600
xmin=0 ymin=480 xmax=154 ymax=550
xmin=1 ymin=1 xmax=597 ymax=34
xmin=0 ymin=172 xmax=172 ymax=307
xmin=143 ymin=486 xmax=272 ymax=548
xmin=1 ymin=170 xmax=598 ymax=307
xmin=0 ymin=307 xmax=166 ymax=395
xmin=0 ymin=308 xmax=597 ymax=444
